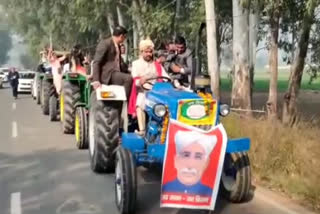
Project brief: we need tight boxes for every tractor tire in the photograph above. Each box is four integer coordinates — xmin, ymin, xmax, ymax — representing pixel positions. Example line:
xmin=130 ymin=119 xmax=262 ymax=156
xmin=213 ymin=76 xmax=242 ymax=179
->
xmin=89 ymin=91 xmax=120 ymax=173
xmin=75 ymin=107 xmax=88 ymax=149
xmin=115 ymin=147 xmax=137 ymax=214
xmin=220 ymin=152 xmax=252 ymax=203
xmin=36 ymin=78 xmax=42 ymax=105
xmin=49 ymin=95 xmax=58 ymax=121
xmin=60 ymin=80 xmax=80 ymax=134
xmin=41 ymin=80 xmax=55 ymax=115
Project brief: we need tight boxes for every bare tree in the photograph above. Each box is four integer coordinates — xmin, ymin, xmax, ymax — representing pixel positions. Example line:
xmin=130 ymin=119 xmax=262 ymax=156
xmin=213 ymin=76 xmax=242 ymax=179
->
xmin=231 ymin=0 xmax=252 ymax=114
xmin=267 ymin=0 xmax=281 ymax=119
xmin=282 ymin=0 xmax=317 ymax=125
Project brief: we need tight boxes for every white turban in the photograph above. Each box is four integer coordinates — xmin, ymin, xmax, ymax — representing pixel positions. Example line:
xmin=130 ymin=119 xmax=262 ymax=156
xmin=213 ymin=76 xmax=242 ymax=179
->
xmin=175 ymin=131 xmax=217 ymax=159
xmin=139 ymin=38 xmax=154 ymax=51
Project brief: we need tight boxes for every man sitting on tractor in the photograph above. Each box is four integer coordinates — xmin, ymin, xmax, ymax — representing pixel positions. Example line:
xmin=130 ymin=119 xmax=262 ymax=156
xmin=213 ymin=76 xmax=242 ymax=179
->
xmin=165 ymin=36 xmax=193 ymax=87
xmin=70 ymin=44 xmax=91 ymax=78
xmin=129 ymin=38 xmax=170 ymax=136
xmin=91 ymin=26 xmax=132 ymax=98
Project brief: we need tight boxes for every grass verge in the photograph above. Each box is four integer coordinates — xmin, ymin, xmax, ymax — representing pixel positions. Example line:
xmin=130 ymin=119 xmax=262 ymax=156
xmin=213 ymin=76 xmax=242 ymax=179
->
xmin=222 ymin=114 xmax=320 ymax=211
xmin=220 ymin=71 xmax=320 ymax=92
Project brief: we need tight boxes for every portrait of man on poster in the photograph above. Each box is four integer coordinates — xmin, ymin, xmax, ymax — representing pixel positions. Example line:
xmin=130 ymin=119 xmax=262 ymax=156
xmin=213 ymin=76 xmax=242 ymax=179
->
xmin=162 ymin=130 xmax=217 ymax=196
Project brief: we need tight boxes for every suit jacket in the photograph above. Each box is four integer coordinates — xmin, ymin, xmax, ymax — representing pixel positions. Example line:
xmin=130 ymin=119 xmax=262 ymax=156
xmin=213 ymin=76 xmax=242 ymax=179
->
xmin=92 ymin=37 xmax=121 ymax=84
xmin=162 ymin=179 xmax=213 ymax=196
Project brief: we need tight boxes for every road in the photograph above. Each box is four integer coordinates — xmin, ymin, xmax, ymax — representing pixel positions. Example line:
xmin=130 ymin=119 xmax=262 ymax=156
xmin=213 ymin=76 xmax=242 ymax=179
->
xmin=0 ymin=84 xmax=316 ymax=214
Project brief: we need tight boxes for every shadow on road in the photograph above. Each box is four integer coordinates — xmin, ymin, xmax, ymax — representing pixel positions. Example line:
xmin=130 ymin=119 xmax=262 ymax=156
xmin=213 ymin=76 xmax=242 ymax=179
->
xmin=0 ymin=148 xmax=256 ymax=214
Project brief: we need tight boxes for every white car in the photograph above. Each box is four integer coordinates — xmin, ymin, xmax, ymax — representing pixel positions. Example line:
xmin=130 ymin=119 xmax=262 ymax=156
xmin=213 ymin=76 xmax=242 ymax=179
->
xmin=0 ymin=68 xmax=10 ymax=82
xmin=18 ymin=71 xmax=36 ymax=93
xmin=0 ymin=77 xmax=3 ymax=89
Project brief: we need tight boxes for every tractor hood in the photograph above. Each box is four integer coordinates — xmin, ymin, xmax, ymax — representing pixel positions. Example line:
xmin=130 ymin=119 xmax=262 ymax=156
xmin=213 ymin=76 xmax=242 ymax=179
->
xmin=146 ymin=83 xmax=200 ymax=119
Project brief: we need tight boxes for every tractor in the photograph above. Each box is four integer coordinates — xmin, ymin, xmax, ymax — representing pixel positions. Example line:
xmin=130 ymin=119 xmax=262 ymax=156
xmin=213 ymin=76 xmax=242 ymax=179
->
xmin=113 ymin=24 xmax=252 ymax=214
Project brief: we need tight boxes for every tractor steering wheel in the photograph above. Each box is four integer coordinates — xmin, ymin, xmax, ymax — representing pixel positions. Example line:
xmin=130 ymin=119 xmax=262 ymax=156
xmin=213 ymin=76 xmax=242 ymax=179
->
xmin=141 ymin=76 xmax=172 ymax=91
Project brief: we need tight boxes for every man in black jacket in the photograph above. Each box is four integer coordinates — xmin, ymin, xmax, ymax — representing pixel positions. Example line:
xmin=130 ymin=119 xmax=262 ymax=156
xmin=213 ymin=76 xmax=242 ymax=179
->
xmin=8 ymin=68 xmax=20 ymax=99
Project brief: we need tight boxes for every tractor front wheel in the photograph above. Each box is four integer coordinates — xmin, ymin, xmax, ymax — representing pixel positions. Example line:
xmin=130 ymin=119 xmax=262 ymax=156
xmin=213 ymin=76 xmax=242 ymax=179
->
xmin=220 ymin=152 xmax=252 ymax=203
xmin=115 ymin=147 xmax=137 ymax=214
xmin=88 ymin=92 xmax=120 ymax=173
xmin=75 ymin=107 xmax=88 ymax=149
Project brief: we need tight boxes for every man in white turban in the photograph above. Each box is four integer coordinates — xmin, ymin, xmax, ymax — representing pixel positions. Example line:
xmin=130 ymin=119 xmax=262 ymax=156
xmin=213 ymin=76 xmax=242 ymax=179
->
xmin=129 ymin=38 xmax=170 ymax=136
xmin=162 ymin=130 xmax=217 ymax=196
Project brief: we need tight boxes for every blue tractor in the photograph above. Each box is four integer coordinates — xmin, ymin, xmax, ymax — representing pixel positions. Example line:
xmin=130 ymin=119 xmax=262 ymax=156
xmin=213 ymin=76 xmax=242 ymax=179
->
xmin=114 ymin=24 xmax=251 ymax=213
xmin=115 ymin=77 xmax=251 ymax=213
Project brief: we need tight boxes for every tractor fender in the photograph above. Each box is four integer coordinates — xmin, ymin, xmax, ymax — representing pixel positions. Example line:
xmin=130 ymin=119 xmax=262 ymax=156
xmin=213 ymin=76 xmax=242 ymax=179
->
xmin=226 ymin=138 xmax=250 ymax=153
xmin=121 ymin=133 xmax=145 ymax=154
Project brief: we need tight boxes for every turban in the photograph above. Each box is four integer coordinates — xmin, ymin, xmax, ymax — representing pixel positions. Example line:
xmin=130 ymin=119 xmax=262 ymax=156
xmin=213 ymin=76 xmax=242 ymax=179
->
xmin=175 ymin=131 xmax=217 ymax=158
xmin=139 ymin=38 xmax=154 ymax=51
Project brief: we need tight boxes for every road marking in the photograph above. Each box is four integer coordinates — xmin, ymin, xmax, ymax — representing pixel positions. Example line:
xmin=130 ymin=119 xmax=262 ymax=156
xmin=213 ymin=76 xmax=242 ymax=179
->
xmin=11 ymin=192 xmax=22 ymax=214
xmin=12 ymin=103 xmax=16 ymax=110
xmin=12 ymin=121 xmax=18 ymax=138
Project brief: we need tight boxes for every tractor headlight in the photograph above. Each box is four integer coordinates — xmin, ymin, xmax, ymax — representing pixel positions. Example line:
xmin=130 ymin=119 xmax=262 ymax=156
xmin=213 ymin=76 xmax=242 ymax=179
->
xmin=220 ymin=104 xmax=230 ymax=117
xmin=153 ymin=104 xmax=166 ymax=117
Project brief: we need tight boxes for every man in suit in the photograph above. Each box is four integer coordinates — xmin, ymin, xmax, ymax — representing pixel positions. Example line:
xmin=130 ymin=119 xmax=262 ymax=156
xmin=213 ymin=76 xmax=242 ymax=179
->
xmin=91 ymin=26 xmax=132 ymax=98
xmin=162 ymin=130 xmax=217 ymax=196
xmin=165 ymin=36 xmax=193 ymax=86
xmin=8 ymin=67 xmax=20 ymax=99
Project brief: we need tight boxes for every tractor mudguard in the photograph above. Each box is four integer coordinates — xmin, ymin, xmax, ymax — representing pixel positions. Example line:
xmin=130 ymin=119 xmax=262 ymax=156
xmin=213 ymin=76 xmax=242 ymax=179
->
xmin=75 ymin=101 xmax=87 ymax=108
xmin=121 ymin=133 xmax=145 ymax=153
xmin=226 ymin=138 xmax=250 ymax=153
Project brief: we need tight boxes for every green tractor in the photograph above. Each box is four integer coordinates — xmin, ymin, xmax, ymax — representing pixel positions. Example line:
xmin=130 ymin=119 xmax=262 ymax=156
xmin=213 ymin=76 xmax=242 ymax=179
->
xmin=60 ymin=73 xmax=87 ymax=136
xmin=73 ymin=77 xmax=91 ymax=149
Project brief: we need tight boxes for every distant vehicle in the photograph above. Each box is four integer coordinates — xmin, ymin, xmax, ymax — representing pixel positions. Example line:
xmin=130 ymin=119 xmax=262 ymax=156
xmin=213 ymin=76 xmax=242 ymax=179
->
xmin=0 ymin=68 xmax=10 ymax=82
xmin=18 ymin=71 xmax=35 ymax=93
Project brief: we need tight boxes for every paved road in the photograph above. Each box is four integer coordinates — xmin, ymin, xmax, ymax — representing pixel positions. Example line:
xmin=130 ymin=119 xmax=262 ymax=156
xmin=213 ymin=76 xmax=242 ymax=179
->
xmin=0 ymin=84 xmax=316 ymax=214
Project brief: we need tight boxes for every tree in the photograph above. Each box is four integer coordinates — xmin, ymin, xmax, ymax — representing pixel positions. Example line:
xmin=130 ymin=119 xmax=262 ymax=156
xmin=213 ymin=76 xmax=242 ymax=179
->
xmin=0 ymin=28 xmax=12 ymax=65
xmin=266 ymin=0 xmax=281 ymax=119
xmin=0 ymin=13 xmax=12 ymax=65
xmin=204 ymin=0 xmax=220 ymax=99
xmin=231 ymin=0 xmax=252 ymax=113
xmin=282 ymin=0 xmax=318 ymax=125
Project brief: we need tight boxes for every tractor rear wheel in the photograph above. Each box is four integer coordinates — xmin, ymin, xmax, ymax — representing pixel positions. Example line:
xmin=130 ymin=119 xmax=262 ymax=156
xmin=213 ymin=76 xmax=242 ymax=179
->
xmin=41 ymin=80 xmax=54 ymax=115
xmin=115 ymin=147 xmax=137 ymax=214
xmin=220 ymin=152 xmax=252 ymax=203
xmin=75 ymin=107 xmax=88 ymax=149
xmin=61 ymin=80 xmax=80 ymax=134
xmin=89 ymin=92 xmax=120 ymax=173
xmin=49 ymin=95 xmax=58 ymax=121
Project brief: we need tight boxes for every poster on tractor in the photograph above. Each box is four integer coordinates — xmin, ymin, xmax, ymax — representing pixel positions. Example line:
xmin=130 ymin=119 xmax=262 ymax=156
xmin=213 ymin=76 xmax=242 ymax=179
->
xmin=160 ymin=119 xmax=227 ymax=210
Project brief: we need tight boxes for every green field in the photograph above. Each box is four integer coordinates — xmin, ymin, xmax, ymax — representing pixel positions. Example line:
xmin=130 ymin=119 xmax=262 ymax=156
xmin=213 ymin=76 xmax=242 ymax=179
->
xmin=220 ymin=69 xmax=320 ymax=92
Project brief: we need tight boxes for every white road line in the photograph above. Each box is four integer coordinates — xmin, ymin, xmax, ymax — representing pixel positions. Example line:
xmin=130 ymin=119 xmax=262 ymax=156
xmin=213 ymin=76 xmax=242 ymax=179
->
xmin=12 ymin=102 xmax=16 ymax=110
xmin=11 ymin=192 xmax=22 ymax=214
xmin=12 ymin=121 xmax=18 ymax=138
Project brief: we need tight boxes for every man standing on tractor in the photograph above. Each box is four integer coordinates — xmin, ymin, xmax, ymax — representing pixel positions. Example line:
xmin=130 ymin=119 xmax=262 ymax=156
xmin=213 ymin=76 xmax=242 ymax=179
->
xmin=165 ymin=36 xmax=193 ymax=87
xmin=129 ymin=38 xmax=170 ymax=136
xmin=91 ymin=26 xmax=132 ymax=98
xmin=8 ymin=67 xmax=19 ymax=99
xmin=48 ymin=48 xmax=67 ymax=95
